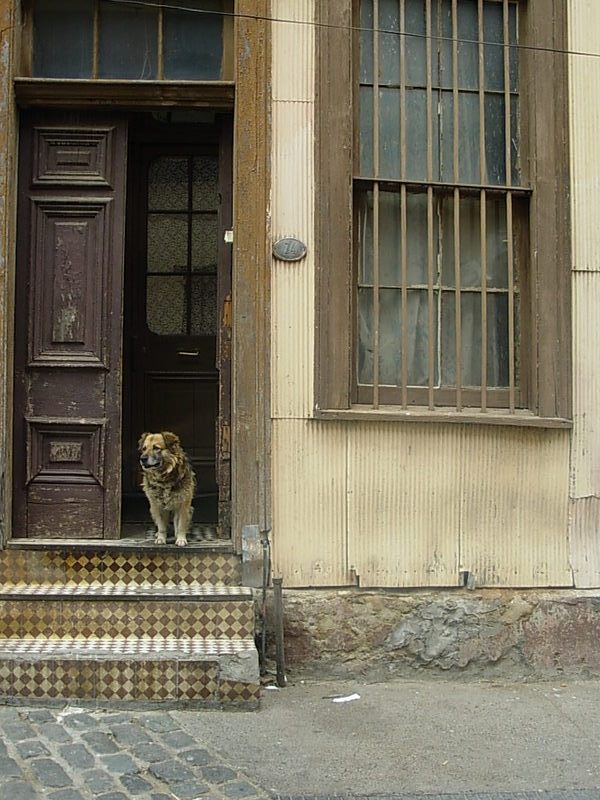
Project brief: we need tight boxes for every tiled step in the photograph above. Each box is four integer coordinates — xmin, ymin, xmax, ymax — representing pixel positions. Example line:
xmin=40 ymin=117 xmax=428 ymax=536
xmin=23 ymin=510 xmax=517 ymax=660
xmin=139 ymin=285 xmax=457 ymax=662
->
xmin=0 ymin=583 xmax=255 ymax=639
xmin=0 ymin=546 xmax=242 ymax=585
xmin=0 ymin=637 xmax=260 ymax=706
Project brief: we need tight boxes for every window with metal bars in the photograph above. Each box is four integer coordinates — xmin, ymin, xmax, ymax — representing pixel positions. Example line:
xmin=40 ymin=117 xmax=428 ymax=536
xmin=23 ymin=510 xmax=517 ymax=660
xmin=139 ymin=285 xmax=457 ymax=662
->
xmin=355 ymin=0 xmax=529 ymax=411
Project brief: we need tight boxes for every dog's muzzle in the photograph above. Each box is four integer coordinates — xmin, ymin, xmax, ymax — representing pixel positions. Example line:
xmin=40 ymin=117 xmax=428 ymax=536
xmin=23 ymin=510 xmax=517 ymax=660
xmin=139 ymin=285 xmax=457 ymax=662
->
xmin=140 ymin=455 xmax=161 ymax=469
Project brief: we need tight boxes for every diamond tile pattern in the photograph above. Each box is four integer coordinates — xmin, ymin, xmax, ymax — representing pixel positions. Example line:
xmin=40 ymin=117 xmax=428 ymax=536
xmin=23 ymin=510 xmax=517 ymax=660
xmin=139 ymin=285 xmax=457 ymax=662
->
xmin=0 ymin=549 xmax=242 ymax=585
xmin=0 ymin=545 xmax=259 ymax=706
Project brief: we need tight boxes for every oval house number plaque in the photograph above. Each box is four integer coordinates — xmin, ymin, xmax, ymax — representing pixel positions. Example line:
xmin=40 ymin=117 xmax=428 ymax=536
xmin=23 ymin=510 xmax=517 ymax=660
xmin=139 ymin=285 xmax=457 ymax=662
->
xmin=272 ymin=237 xmax=307 ymax=262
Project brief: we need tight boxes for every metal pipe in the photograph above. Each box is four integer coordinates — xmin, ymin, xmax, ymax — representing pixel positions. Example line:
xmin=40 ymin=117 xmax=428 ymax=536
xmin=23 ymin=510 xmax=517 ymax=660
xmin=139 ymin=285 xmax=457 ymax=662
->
xmin=273 ymin=577 xmax=286 ymax=688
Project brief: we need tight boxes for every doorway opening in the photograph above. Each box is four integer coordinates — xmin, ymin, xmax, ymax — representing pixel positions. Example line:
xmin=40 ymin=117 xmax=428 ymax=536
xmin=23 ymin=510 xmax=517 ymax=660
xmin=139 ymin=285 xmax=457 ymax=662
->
xmin=121 ymin=111 xmax=233 ymax=542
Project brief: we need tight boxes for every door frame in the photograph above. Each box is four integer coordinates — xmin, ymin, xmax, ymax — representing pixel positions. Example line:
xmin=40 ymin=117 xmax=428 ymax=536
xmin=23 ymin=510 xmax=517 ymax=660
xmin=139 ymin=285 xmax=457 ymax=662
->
xmin=0 ymin=0 xmax=272 ymax=553
xmin=123 ymin=115 xmax=233 ymax=533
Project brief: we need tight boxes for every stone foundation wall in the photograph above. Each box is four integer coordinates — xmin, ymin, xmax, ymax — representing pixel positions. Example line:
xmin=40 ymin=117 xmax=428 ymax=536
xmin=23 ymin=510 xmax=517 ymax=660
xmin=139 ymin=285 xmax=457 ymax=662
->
xmin=264 ymin=589 xmax=600 ymax=681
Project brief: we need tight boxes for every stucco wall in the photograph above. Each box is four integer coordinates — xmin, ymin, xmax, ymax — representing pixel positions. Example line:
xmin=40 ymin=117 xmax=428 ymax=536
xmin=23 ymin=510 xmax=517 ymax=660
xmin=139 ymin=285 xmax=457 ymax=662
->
xmin=568 ymin=0 xmax=600 ymax=587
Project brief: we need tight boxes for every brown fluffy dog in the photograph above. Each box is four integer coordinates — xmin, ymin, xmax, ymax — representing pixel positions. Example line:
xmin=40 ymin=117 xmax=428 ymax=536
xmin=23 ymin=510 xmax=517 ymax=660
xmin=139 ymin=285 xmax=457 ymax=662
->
xmin=138 ymin=432 xmax=196 ymax=547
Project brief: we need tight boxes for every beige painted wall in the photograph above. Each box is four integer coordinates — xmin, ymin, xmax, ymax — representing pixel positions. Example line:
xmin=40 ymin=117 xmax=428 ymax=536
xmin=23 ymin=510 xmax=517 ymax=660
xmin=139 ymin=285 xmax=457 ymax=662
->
xmin=568 ymin=0 xmax=600 ymax=587
xmin=270 ymin=0 xmax=574 ymax=589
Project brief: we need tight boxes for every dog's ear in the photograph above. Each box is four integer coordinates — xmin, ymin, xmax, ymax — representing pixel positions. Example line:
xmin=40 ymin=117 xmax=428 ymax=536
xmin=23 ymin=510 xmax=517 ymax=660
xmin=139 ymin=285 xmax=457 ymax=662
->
xmin=138 ymin=433 xmax=151 ymax=450
xmin=162 ymin=431 xmax=181 ymax=451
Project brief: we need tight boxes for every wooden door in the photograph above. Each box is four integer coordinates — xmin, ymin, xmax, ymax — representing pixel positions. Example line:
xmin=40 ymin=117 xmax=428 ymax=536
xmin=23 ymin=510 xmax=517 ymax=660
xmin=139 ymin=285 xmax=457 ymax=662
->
xmin=13 ymin=111 xmax=128 ymax=539
xmin=122 ymin=117 xmax=233 ymax=535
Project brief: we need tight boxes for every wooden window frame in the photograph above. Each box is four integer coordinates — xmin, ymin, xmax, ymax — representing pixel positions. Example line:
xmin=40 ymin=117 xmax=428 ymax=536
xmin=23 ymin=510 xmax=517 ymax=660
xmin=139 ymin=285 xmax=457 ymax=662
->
xmin=314 ymin=0 xmax=571 ymax=428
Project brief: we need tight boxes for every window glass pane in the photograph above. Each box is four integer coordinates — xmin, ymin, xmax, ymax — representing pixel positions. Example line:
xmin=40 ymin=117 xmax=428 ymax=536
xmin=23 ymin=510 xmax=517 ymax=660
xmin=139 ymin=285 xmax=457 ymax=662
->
xmin=407 ymin=289 xmax=435 ymax=386
xmin=357 ymin=192 xmax=374 ymax=285
xmin=460 ymin=196 xmax=482 ymax=288
xmin=438 ymin=90 xmax=454 ymax=182
xmin=485 ymin=93 xmax=506 ymax=185
xmin=360 ymin=0 xmax=374 ymax=84
xmin=379 ymin=288 xmax=402 ymax=385
xmin=147 ymin=276 xmax=186 ymax=335
xmin=406 ymin=191 xmax=429 ymax=285
xmin=192 ymin=157 xmax=219 ymax=211
xmin=148 ymin=158 xmax=189 ymax=211
xmin=432 ymin=0 xmax=453 ymax=90
xmin=511 ymin=94 xmax=521 ymax=185
xmin=509 ymin=3 xmax=518 ymax=92
xmin=379 ymin=88 xmax=401 ymax=179
xmin=191 ymin=216 xmax=218 ymax=272
xmin=379 ymin=0 xmax=401 ymax=86
xmin=486 ymin=196 xmax=508 ymax=288
xmin=379 ymin=192 xmax=401 ymax=286
xmin=191 ymin=276 xmax=218 ymax=335
xmin=359 ymin=86 xmax=375 ymax=176
xmin=405 ymin=89 xmax=427 ymax=181
xmin=358 ymin=287 xmax=374 ymax=384
xmin=33 ymin=0 xmax=93 ymax=78
xmin=98 ymin=1 xmax=158 ymax=79
xmin=458 ymin=0 xmax=479 ymax=90
xmin=459 ymin=92 xmax=480 ymax=183
xmin=487 ymin=292 xmax=509 ymax=386
xmin=147 ymin=215 xmax=188 ymax=273
xmin=405 ymin=0 xmax=426 ymax=87
xmin=164 ymin=0 xmax=224 ymax=80
xmin=440 ymin=291 xmax=483 ymax=387
xmin=483 ymin=0 xmax=504 ymax=91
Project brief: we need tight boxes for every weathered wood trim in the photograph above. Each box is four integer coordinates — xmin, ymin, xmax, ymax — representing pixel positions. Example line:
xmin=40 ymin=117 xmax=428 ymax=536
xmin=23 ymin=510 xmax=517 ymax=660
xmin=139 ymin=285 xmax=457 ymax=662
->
xmin=522 ymin=0 xmax=571 ymax=419
xmin=314 ymin=0 xmax=353 ymax=411
xmin=14 ymin=78 xmax=235 ymax=109
xmin=315 ymin=407 xmax=572 ymax=430
xmin=231 ymin=0 xmax=271 ymax=552
xmin=0 ymin=0 xmax=19 ymax=548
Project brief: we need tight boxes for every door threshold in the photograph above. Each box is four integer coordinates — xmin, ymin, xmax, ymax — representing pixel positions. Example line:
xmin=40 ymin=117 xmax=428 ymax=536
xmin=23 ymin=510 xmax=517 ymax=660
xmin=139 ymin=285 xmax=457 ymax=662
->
xmin=6 ymin=536 xmax=234 ymax=553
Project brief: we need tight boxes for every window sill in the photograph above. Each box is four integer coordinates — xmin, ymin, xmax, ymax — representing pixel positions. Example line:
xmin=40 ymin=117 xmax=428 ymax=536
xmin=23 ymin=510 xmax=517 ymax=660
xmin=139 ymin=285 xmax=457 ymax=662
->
xmin=314 ymin=405 xmax=572 ymax=429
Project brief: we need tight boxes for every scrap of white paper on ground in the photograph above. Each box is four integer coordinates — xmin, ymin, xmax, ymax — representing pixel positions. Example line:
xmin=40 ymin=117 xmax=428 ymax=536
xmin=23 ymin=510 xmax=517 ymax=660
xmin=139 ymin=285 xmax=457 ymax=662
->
xmin=330 ymin=693 xmax=361 ymax=703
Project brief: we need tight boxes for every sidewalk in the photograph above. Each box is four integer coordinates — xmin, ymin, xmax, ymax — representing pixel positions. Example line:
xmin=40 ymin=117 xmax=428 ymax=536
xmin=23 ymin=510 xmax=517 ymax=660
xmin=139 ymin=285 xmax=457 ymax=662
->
xmin=0 ymin=677 xmax=599 ymax=799
xmin=175 ymin=678 xmax=600 ymax=798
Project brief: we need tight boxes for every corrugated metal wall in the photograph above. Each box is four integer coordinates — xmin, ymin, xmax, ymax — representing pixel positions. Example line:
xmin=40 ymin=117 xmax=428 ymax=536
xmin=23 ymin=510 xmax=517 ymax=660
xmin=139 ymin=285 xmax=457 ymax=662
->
xmin=568 ymin=0 xmax=600 ymax=587
xmin=270 ymin=0 xmax=574 ymax=589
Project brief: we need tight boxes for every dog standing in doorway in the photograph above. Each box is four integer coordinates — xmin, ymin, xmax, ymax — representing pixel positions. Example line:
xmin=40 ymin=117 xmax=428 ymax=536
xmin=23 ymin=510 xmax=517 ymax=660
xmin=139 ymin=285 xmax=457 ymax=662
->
xmin=138 ymin=431 xmax=196 ymax=547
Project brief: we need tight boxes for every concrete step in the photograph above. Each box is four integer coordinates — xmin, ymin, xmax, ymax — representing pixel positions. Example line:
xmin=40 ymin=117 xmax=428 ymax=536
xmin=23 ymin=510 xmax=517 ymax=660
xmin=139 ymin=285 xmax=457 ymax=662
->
xmin=0 ymin=636 xmax=260 ymax=707
xmin=0 ymin=582 xmax=255 ymax=640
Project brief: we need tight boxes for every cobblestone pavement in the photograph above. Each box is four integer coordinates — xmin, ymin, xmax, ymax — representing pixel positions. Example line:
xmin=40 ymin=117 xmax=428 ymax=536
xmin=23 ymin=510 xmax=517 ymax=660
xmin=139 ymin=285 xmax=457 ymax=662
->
xmin=0 ymin=704 xmax=269 ymax=800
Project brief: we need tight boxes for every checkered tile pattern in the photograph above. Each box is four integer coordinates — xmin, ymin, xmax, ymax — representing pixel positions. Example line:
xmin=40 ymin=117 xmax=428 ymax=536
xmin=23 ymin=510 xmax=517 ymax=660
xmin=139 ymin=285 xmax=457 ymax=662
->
xmin=218 ymin=680 xmax=261 ymax=706
xmin=0 ymin=652 xmax=255 ymax=704
xmin=0 ymin=599 xmax=254 ymax=640
xmin=0 ymin=543 xmax=259 ymax=705
xmin=0 ymin=549 xmax=243 ymax=586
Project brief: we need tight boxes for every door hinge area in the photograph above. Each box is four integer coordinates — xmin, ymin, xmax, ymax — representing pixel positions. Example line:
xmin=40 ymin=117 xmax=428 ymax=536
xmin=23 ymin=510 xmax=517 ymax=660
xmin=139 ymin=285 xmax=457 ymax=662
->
xmin=219 ymin=423 xmax=231 ymax=459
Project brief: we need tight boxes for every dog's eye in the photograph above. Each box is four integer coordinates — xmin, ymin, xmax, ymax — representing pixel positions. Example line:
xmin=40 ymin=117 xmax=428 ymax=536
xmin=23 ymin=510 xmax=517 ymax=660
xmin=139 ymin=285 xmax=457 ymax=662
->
xmin=153 ymin=445 xmax=161 ymax=451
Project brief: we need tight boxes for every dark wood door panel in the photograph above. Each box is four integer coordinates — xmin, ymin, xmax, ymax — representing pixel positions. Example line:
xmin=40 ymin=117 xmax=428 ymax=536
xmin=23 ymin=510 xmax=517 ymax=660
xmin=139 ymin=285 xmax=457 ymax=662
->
xmin=13 ymin=111 xmax=127 ymax=539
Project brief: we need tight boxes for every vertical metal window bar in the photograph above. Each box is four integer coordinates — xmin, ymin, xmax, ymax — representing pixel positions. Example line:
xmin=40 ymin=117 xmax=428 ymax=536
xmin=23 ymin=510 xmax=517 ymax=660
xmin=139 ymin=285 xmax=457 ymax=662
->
xmin=478 ymin=0 xmax=487 ymax=411
xmin=372 ymin=0 xmax=380 ymax=409
xmin=426 ymin=0 xmax=435 ymax=410
xmin=452 ymin=0 xmax=462 ymax=411
xmin=92 ymin=0 xmax=100 ymax=79
xmin=158 ymin=0 xmax=165 ymax=80
xmin=399 ymin=1 xmax=408 ymax=408
xmin=503 ymin=0 xmax=515 ymax=412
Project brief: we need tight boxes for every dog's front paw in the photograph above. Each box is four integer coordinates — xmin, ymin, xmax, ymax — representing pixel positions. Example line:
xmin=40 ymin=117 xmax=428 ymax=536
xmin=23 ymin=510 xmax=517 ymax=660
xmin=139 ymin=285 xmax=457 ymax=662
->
xmin=175 ymin=536 xmax=187 ymax=547
xmin=155 ymin=532 xmax=167 ymax=545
